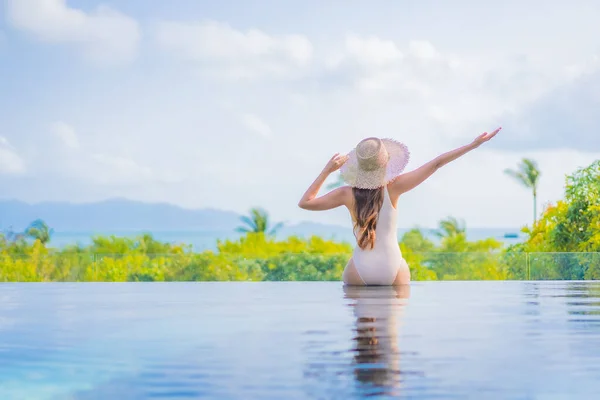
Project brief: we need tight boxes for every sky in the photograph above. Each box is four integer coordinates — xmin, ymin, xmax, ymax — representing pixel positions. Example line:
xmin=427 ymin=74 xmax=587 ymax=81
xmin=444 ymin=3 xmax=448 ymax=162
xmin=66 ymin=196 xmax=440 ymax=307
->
xmin=0 ymin=0 xmax=599 ymax=229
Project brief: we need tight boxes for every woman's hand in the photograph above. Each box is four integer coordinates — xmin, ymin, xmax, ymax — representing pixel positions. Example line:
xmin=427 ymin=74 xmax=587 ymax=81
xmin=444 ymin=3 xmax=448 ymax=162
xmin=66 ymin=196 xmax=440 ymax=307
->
xmin=323 ymin=153 xmax=349 ymax=174
xmin=298 ymin=152 xmax=352 ymax=211
xmin=472 ymin=127 xmax=502 ymax=148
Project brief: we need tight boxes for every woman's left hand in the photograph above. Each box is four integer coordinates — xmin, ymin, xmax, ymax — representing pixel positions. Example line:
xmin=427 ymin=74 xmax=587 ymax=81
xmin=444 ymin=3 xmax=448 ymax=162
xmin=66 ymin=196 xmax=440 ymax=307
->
xmin=323 ymin=153 xmax=349 ymax=174
xmin=473 ymin=126 xmax=502 ymax=148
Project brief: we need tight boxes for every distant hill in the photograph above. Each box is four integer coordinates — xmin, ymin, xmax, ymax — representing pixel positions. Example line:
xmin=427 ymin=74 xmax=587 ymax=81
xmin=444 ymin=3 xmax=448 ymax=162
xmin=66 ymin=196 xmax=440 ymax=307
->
xmin=0 ymin=198 xmax=523 ymax=245
xmin=0 ymin=199 xmax=357 ymax=238
xmin=0 ymin=198 xmax=241 ymax=232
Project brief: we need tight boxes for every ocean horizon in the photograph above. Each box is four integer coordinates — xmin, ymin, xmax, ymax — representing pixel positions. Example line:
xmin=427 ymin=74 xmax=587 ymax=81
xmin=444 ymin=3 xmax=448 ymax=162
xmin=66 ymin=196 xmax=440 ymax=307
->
xmin=46 ymin=228 xmax=525 ymax=251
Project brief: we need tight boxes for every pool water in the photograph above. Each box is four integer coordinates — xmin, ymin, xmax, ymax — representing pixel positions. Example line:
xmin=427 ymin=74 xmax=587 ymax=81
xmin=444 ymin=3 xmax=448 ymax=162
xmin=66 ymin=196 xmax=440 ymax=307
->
xmin=1 ymin=281 xmax=599 ymax=399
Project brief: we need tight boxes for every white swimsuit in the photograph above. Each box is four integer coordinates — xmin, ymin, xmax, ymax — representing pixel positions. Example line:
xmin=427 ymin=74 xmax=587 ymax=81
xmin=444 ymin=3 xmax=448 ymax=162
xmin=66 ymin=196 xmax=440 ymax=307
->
xmin=352 ymin=187 xmax=408 ymax=285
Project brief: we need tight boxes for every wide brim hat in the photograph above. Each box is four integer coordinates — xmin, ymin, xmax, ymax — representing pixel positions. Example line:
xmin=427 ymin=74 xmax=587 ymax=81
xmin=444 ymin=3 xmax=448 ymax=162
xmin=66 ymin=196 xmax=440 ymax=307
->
xmin=340 ymin=137 xmax=410 ymax=189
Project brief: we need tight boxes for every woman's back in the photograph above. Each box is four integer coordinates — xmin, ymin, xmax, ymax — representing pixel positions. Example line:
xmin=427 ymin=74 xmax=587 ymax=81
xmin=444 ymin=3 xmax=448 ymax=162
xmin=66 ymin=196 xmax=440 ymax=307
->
xmin=352 ymin=186 xmax=404 ymax=285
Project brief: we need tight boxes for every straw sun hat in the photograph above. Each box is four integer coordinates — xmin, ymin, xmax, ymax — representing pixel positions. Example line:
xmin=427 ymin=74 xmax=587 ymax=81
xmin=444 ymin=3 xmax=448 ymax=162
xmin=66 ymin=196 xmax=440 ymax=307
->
xmin=339 ymin=137 xmax=410 ymax=189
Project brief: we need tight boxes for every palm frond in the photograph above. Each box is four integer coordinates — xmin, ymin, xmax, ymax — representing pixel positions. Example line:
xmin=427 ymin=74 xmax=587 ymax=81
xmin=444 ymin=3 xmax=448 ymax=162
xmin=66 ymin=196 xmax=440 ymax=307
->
xmin=504 ymin=168 xmax=532 ymax=189
xmin=238 ymin=215 xmax=257 ymax=232
xmin=522 ymin=158 xmax=541 ymax=187
xmin=251 ymin=208 xmax=269 ymax=232
xmin=435 ymin=217 xmax=465 ymax=238
xmin=268 ymin=222 xmax=284 ymax=236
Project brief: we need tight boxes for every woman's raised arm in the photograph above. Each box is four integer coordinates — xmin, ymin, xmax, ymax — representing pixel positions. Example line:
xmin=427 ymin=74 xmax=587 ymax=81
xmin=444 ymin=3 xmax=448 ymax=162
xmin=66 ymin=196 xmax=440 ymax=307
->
xmin=390 ymin=127 xmax=501 ymax=195
xmin=298 ymin=153 xmax=352 ymax=211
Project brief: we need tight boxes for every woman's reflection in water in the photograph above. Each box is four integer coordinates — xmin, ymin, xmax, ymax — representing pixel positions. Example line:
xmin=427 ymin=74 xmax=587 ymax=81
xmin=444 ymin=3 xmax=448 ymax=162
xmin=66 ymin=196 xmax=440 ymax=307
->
xmin=344 ymin=284 xmax=410 ymax=397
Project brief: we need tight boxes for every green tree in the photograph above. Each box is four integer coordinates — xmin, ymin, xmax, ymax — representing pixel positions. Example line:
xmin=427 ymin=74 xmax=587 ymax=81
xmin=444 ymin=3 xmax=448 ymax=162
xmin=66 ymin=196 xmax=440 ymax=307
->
xmin=504 ymin=158 xmax=541 ymax=224
xmin=400 ymin=228 xmax=435 ymax=253
xmin=24 ymin=219 xmax=53 ymax=245
xmin=236 ymin=208 xmax=283 ymax=236
xmin=435 ymin=217 xmax=466 ymax=239
xmin=511 ymin=160 xmax=600 ymax=279
xmin=518 ymin=159 xmax=599 ymax=253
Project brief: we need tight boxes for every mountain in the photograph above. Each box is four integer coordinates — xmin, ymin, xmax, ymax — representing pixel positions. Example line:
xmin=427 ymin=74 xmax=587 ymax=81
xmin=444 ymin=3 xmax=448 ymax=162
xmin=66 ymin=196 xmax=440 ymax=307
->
xmin=0 ymin=198 xmax=357 ymax=237
xmin=0 ymin=198 xmax=241 ymax=232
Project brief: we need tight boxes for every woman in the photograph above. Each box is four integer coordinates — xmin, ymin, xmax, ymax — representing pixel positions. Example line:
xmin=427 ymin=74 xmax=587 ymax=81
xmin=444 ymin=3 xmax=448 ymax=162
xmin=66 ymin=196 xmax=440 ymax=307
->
xmin=298 ymin=127 xmax=501 ymax=286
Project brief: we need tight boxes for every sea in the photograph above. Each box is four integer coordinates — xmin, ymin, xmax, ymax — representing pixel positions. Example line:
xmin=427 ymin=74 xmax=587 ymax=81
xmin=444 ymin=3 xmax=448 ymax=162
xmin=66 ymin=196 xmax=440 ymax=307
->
xmin=47 ymin=228 xmax=525 ymax=251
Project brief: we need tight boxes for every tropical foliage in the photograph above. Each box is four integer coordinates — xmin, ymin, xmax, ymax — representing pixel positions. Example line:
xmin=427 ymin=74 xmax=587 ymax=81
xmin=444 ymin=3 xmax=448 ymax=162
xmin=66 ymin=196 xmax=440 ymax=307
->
xmin=0 ymin=220 xmax=512 ymax=282
xmin=0 ymin=160 xmax=597 ymax=283
xmin=0 ymin=231 xmax=349 ymax=282
xmin=507 ymin=159 xmax=600 ymax=280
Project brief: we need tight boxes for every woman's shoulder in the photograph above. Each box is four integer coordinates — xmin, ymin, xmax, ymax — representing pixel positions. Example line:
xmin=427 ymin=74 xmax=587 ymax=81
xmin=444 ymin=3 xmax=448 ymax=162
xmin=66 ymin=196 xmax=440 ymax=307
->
xmin=335 ymin=185 xmax=354 ymax=208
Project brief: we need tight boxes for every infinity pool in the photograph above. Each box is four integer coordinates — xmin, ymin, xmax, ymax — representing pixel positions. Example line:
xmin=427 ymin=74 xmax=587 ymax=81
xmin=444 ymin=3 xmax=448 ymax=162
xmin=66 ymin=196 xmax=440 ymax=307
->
xmin=1 ymin=281 xmax=599 ymax=399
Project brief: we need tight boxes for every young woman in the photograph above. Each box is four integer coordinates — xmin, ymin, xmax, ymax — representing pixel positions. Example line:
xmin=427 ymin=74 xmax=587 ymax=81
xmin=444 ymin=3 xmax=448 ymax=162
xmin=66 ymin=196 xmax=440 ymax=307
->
xmin=298 ymin=127 xmax=501 ymax=286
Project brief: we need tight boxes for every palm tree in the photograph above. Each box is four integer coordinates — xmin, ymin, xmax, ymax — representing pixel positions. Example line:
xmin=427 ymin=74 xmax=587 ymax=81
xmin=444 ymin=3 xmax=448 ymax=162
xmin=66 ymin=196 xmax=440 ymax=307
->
xmin=504 ymin=158 xmax=541 ymax=224
xmin=236 ymin=208 xmax=283 ymax=236
xmin=435 ymin=217 xmax=466 ymax=239
xmin=25 ymin=219 xmax=53 ymax=245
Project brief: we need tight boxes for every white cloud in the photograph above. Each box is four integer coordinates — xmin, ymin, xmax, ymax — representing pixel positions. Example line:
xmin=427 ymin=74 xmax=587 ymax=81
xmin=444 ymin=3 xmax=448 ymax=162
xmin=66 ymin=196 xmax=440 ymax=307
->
xmin=0 ymin=136 xmax=26 ymax=174
xmin=327 ymin=36 xmax=466 ymax=98
xmin=343 ymin=34 xmax=403 ymax=68
xmin=91 ymin=154 xmax=153 ymax=183
xmin=335 ymin=36 xmax=449 ymax=73
xmin=319 ymin=34 xmax=589 ymax=153
xmin=87 ymin=153 xmax=182 ymax=186
xmin=495 ymin=67 xmax=600 ymax=152
xmin=565 ymin=55 xmax=600 ymax=80
xmin=408 ymin=40 xmax=439 ymax=60
xmin=6 ymin=0 xmax=140 ymax=65
xmin=156 ymin=20 xmax=313 ymax=79
xmin=51 ymin=121 xmax=79 ymax=149
xmin=241 ymin=113 xmax=272 ymax=137
xmin=26 ymin=121 xmax=180 ymax=187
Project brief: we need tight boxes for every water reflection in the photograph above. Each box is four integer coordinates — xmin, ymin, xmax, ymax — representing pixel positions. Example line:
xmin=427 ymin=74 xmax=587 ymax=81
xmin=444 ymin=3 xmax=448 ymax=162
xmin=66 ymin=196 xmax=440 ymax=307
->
xmin=565 ymin=281 xmax=600 ymax=315
xmin=565 ymin=281 xmax=600 ymax=330
xmin=344 ymin=285 xmax=410 ymax=397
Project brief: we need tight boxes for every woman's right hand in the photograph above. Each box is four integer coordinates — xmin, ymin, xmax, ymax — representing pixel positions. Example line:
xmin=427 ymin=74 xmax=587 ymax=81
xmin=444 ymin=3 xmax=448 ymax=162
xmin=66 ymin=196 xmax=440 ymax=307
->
xmin=323 ymin=153 xmax=349 ymax=174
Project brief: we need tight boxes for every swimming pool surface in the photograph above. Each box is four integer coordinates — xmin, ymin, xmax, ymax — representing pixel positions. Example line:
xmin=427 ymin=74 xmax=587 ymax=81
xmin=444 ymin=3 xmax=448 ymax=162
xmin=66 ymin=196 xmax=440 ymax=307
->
xmin=1 ymin=281 xmax=599 ymax=399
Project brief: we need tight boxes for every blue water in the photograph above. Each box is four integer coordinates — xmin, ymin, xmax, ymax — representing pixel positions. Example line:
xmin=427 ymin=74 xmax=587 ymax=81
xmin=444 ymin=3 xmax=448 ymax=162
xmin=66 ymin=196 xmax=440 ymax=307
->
xmin=2 ymin=281 xmax=598 ymax=399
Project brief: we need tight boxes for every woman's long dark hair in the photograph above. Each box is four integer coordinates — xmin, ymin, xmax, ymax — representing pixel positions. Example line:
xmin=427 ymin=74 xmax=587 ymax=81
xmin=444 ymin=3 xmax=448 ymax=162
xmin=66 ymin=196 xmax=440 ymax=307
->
xmin=352 ymin=187 xmax=384 ymax=250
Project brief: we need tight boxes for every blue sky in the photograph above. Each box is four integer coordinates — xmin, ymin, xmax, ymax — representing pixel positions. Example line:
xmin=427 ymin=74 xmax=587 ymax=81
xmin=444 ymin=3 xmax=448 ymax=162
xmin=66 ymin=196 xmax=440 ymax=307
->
xmin=1 ymin=0 xmax=599 ymax=229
